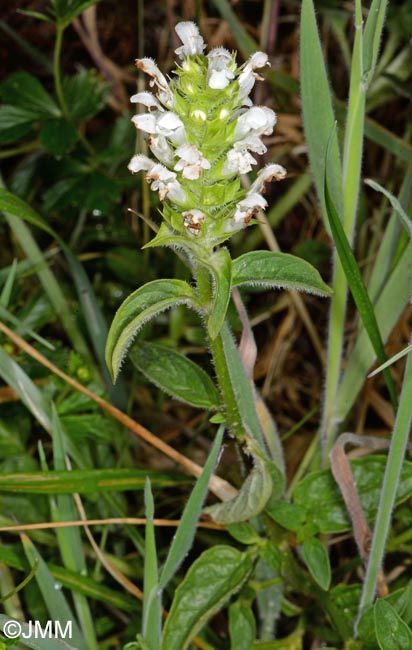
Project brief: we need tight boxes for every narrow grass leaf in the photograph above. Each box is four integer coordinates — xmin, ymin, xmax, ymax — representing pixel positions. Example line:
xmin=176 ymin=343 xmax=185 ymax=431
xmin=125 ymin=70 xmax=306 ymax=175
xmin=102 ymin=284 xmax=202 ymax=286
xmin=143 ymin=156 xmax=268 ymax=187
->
xmin=21 ymin=534 xmax=86 ymax=649
xmin=0 ymin=468 xmax=185 ymax=494
xmin=0 ymin=346 xmax=51 ymax=432
xmin=359 ymin=348 xmax=412 ymax=614
xmin=142 ymin=478 xmax=161 ymax=650
xmin=105 ymin=279 xmax=201 ymax=381
xmin=159 ymin=425 xmax=224 ymax=590
xmin=374 ymin=599 xmax=412 ymax=650
xmin=0 ymin=258 xmax=17 ymax=307
xmin=324 ymin=141 xmax=398 ymax=412
xmin=336 ymin=245 xmax=411 ymax=421
xmin=51 ymin=407 xmax=98 ymax=650
xmin=0 ymin=304 xmax=54 ymax=349
xmin=368 ymin=343 xmax=412 ymax=378
xmin=365 ymin=178 xmax=412 ymax=238
xmin=300 ymin=0 xmax=342 ymax=227
xmin=161 ymin=545 xmax=253 ymax=650
xmin=232 ymin=251 xmax=332 ymax=297
xmin=130 ymin=342 xmax=220 ymax=409
xmin=363 ymin=0 xmax=389 ymax=81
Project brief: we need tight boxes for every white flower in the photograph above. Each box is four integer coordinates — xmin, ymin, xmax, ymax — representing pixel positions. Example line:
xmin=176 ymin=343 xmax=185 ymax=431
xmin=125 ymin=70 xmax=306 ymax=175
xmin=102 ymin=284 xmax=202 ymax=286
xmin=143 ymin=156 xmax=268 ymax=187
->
xmin=127 ymin=153 xmax=153 ymax=174
xmin=130 ymin=91 xmax=163 ymax=110
xmin=238 ymin=52 xmax=270 ymax=100
xmin=174 ymin=144 xmax=211 ymax=180
xmin=207 ymin=48 xmax=235 ymax=89
xmin=223 ymin=148 xmax=257 ymax=175
xmin=132 ymin=110 xmax=186 ymax=144
xmin=233 ymin=193 xmax=268 ymax=224
xmin=128 ymin=155 xmax=186 ymax=202
xmin=148 ymin=134 xmax=174 ymax=166
xmin=183 ymin=209 xmax=205 ymax=235
xmin=175 ymin=22 xmax=206 ymax=58
xmin=235 ymin=106 xmax=277 ymax=140
xmin=250 ymin=163 xmax=287 ymax=194
xmin=135 ymin=58 xmax=173 ymax=106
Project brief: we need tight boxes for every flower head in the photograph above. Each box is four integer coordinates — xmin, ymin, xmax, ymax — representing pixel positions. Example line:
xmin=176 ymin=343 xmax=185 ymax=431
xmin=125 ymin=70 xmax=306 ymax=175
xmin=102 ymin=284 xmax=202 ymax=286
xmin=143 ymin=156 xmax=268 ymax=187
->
xmin=129 ymin=21 xmax=285 ymax=245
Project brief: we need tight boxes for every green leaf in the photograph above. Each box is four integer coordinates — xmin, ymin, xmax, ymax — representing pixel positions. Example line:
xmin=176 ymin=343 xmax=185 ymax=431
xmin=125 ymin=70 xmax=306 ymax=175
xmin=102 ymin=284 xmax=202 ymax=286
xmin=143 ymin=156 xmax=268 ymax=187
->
xmin=159 ymin=426 xmax=224 ymax=589
xmin=142 ymin=479 xmax=161 ymax=650
xmin=203 ymin=248 xmax=232 ymax=340
xmin=105 ymin=279 xmax=201 ymax=381
xmin=39 ymin=118 xmax=78 ymax=155
xmin=363 ymin=0 xmax=389 ymax=81
xmin=300 ymin=0 xmax=342 ymax=227
xmin=161 ymin=545 xmax=253 ymax=650
xmin=226 ymin=522 xmax=261 ymax=545
xmin=63 ymin=69 xmax=106 ymax=120
xmin=324 ymin=135 xmax=398 ymax=412
xmin=294 ymin=456 xmax=412 ymax=534
xmin=365 ymin=179 xmax=412 ymax=238
xmin=0 ymin=105 xmax=36 ymax=143
xmin=204 ymin=453 xmax=273 ymax=524
xmin=21 ymin=535 xmax=87 ymax=649
xmin=374 ymin=599 xmax=412 ymax=650
xmin=266 ymin=501 xmax=307 ymax=532
xmin=0 ymin=468 xmax=186 ymax=494
xmin=301 ymin=537 xmax=331 ymax=591
xmin=53 ymin=0 xmax=101 ymax=28
xmin=229 ymin=600 xmax=256 ymax=650
xmin=232 ymin=251 xmax=332 ymax=297
xmin=130 ymin=342 xmax=220 ymax=409
xmin=0 ymin=189 xmax=54 ymax=236
xmin=1 ymin=71 xmax=59 ymax=117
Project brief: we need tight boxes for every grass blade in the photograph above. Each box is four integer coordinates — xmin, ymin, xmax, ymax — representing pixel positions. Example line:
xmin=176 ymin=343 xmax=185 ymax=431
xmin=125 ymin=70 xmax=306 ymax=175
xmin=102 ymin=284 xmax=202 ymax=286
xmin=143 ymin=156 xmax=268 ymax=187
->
xmin=364 ymin=178 xmax=412 ymax=238
xmin=324 ymin=135 xmax=398 ymax=412
xmin=142 ymin=478 xmax=161 ymax=650
xmin=159 ymin=425 xmax=225 ymax=590
xmin=358 ymin=346 xmax=412 ymax=618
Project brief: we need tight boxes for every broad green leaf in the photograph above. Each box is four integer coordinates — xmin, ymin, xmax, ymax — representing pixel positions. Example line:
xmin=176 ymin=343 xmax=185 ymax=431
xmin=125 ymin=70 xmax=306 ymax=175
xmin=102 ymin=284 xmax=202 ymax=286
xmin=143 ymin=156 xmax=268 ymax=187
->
xmin=0 ymin=189 xmax=54 ymax=236
xmin=226 ymin=522 xmax=261 ymax=545
xmin=130 ymin=342 xmax=220 ymax=409
xmin=266 ymin=501 xmax=307 ymax=532
xmin=0 ymin=105 xmax=36 ymax=143
xmin=1 ymin=71 xmax=60 ymax=117
xmin=300 ymin=0 xmax=342 ymax=226
xmin=161 ymin=545 xmax=253 ymax=650
xmin=374 ymin=599 xmax=412 ymax=650
xmin=53 ymin=0 xmax=101 ymax=28
xmin=301 ymin=537 xmax=331 ymax=591
xmin=0 ymin=614 xmax=76 ymax=650
xmin=229 ymin=600 xmax=256 ymax=650
xmin=105 ymin=279 xmax=201 ymax=381
xmin=159 ymin=426 xmax=224 ymax=589
xmin=39 ymin=118 xmax=78 ymax=155
xmin=294 ymin=456 xmax=412 ymax=534
xmin=142 ymin=479 xmax=161 ymax=650
xmin=63 ymin=69 xmax=106 ymax=121
xmin=232 ymin=251 xmax=332 ymax=297
xmin=324 ymin=139 xmax=398 ymax=411
xmin=22 ymin=535 xmax=86 ymax=649
xmin=203 ymin=248 xmax=232 ymax=340
xmin=204 ymin=453 xmax=273 ymax=524
xmin=0 ymin=468 xmax=186 ymax=494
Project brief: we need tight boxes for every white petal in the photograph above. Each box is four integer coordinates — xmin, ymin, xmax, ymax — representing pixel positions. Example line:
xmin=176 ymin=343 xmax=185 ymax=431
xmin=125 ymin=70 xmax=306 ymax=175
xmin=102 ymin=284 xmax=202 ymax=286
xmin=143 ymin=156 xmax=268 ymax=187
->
xmin=130 ymin=91 xmax=162 ymax=110
xmin=233 ymin=193 xmax=267 ymax=223
xmin=148 ymin=135 xmax=174 ymax=166
xmin=247 ymin=51 xmax=269 ymax=69
xmin=131 ymin=112 xmax=157 ymax=133
xmin=208 ymin=69 xmax=234 ymax=89
xmin=157 ymin=111 xmax=184 ymax=131
xmin=175 ymin=21 xmax=206 ymax=58
xmin=128 ymin=154 xmax=153 ymax=173
xmin=250 ymin=163 xmax=287 ymax=193
xmin=235 ymin=106 xmax=277 ymax=139
xmin=135 ymin=58 xmax=173 ymax=106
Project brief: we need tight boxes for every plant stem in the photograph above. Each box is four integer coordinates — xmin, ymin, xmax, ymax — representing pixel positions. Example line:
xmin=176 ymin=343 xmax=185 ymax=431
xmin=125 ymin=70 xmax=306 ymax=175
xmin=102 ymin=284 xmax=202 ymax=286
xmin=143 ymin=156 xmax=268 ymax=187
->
xmin=357 ymin=344 xmax=412 ymax=622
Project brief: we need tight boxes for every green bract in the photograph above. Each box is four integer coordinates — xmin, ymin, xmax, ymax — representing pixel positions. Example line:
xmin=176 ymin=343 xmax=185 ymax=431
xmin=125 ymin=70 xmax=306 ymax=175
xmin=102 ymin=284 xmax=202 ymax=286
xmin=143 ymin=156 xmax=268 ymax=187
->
xmin=128 ymin=21 xmax=286 ymax=251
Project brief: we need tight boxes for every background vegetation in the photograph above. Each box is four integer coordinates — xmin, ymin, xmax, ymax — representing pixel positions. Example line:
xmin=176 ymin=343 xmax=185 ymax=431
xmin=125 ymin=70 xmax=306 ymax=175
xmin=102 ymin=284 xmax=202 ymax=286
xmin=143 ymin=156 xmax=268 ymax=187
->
xmin=0 ymin=1 xmax=411 ymax=649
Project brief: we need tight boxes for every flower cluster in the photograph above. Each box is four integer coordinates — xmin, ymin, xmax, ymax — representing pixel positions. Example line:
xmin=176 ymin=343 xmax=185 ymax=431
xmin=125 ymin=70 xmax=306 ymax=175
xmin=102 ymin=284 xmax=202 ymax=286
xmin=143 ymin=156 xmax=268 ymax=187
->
xmin=128 ymin=21 xmax=286 ymax=248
